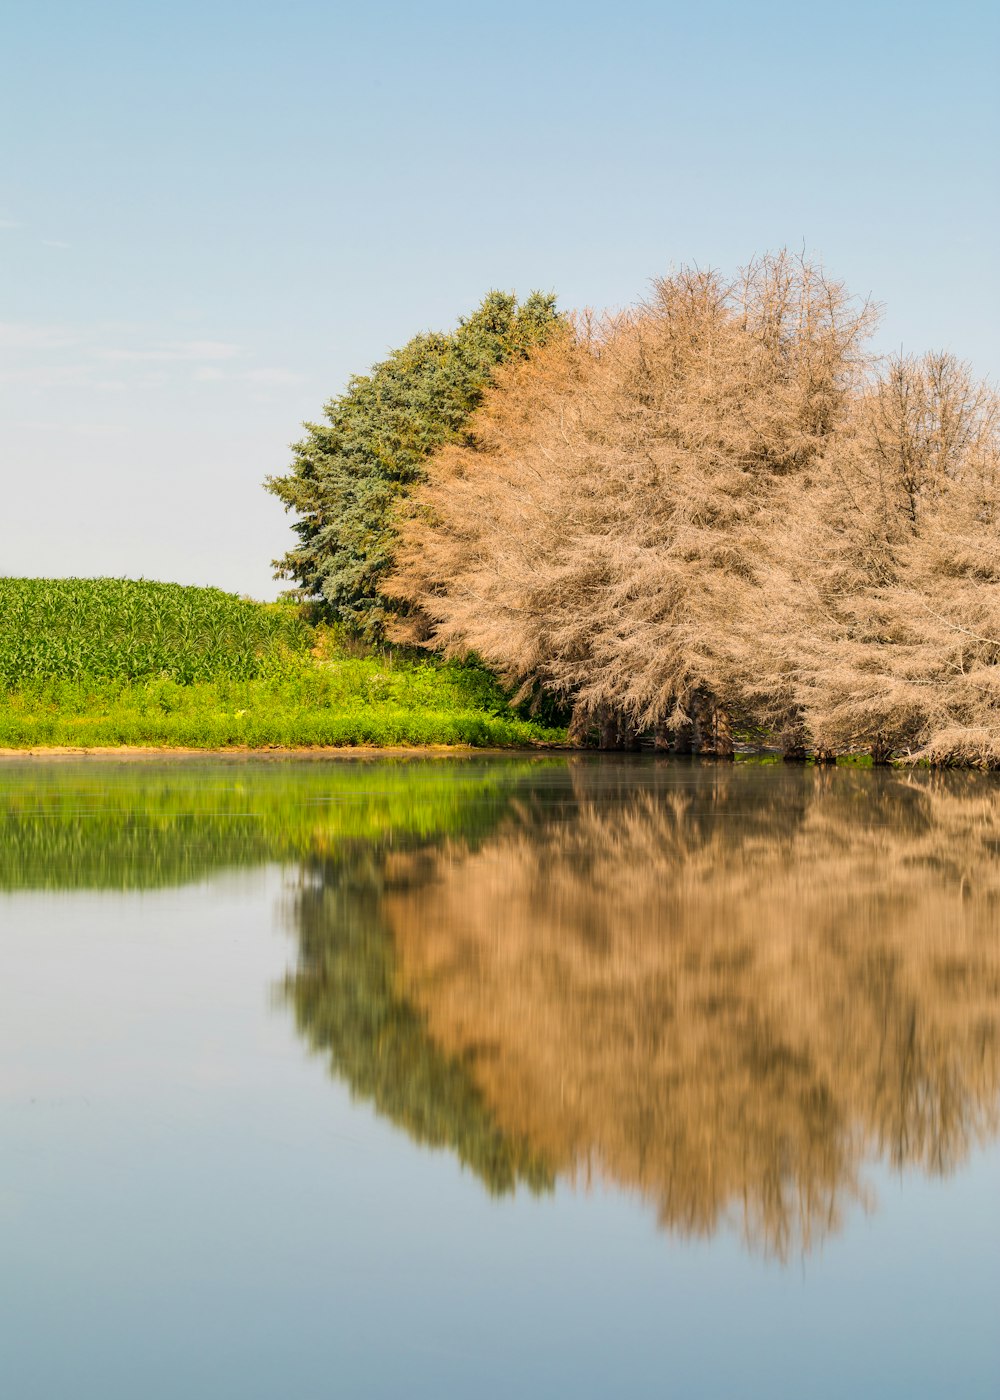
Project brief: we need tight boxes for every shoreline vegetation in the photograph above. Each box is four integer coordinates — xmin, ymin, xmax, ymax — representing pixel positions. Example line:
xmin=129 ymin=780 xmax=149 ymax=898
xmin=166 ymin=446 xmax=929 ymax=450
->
xmin=0 ymin=574 xmax=991 ymax=765
xmin=0 ymin=577 xmax=563 ymax=753
xmin=0 ymin=745 xmax=555 ymax=759
xmin=0 ymin=746 xmax=882 ymax=763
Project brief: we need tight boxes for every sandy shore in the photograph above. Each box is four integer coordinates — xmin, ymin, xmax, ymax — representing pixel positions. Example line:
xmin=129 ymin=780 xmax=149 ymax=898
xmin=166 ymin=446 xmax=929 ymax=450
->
xmin=0 ymin=744 xmax=564 ymax=762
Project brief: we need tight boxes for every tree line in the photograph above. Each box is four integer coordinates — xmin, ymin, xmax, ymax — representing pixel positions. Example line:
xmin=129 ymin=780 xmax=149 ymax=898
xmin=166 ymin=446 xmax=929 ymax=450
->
xmin=268 ymin=254 xmax=1000 ymax=765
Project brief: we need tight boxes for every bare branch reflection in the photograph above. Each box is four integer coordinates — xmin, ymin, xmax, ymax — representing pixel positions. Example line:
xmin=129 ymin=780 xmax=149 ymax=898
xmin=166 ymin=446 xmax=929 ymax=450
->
xmin=289 ymin=761 xmax=1000 ymax=1258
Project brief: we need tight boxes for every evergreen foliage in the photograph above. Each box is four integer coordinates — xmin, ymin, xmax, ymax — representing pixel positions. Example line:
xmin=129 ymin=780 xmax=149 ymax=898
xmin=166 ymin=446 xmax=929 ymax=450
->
xmin=265 ymin=290 xmax=561 ymax=640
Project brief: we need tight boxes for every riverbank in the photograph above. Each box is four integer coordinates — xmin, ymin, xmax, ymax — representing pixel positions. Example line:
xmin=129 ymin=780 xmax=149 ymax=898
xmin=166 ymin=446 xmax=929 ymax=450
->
xmin=0 ymin=579 xmax=566 ymax=752
xmin=0 ymin=668 xmax=564 ymax=749
xmin=0 ymin=684 xmax=563 ymax=751
xmin=0 ymin=743 xmax=565 ymax=760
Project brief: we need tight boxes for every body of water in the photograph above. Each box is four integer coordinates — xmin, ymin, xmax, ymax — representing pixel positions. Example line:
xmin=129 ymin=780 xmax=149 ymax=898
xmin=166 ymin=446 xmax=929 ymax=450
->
xmin=1 ymin=756 xmax=998 ymax=1398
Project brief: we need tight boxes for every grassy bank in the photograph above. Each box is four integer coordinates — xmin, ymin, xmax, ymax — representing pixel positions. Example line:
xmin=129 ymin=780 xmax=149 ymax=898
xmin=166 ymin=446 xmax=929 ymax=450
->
xmin=0 ymin=578 xmax=565 ymax=750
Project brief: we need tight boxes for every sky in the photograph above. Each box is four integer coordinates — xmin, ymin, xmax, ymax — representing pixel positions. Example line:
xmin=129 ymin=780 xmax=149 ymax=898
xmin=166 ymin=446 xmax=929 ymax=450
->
xmin=2 ymin=0 xmax=998 ymax=600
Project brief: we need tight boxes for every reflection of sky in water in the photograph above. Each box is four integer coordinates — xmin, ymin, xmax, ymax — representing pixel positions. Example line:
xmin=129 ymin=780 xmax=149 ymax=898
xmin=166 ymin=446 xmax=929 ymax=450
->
xmin=1 ymin=760 xmax=999 ymax=1399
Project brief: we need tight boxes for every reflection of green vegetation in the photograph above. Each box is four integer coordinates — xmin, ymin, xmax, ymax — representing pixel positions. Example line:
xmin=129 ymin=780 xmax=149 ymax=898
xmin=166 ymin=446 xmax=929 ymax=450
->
xmin=0 ymin=754 xmax=557 ymax=1197
xmin=287 ymin=856 xmax=554 ymax=1196
xmin=0 ymin=757 xmax=549 ymax=890
xmin=6 ymin=755 xmax=999 ymax=1236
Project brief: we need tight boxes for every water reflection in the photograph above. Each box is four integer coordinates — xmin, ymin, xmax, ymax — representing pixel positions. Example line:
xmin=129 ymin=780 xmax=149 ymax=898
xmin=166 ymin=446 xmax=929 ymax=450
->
xmin=283 ymin=761 xmax=1000 ymax=1257
xmin=3 ymin=756 xmax=999 ymax=1258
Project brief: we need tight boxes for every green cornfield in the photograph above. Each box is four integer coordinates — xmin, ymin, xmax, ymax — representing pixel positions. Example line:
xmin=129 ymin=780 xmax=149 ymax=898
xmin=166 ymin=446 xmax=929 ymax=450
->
xmin=0 ymin=577 xmax=565 ymax=749
xmin=0 ymin=578 xmax=311 ymax=684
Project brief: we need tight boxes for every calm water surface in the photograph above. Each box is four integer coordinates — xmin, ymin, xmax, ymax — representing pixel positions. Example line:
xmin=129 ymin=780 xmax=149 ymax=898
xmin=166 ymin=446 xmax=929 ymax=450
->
xmin=1 ymin=756 xmax=998 ymax=1399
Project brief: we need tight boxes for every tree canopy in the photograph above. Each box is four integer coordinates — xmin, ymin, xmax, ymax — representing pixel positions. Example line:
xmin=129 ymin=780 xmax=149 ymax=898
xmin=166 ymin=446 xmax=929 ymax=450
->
xmin=388 ymin=252 xmax=1000 ymax=767
xmin=266 ymin=290 xmax=561 ymax=640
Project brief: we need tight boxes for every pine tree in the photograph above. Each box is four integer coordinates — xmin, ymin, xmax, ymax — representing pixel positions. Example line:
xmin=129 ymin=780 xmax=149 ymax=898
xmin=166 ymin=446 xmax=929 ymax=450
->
xmin=265 ymin=290 xmax=561 ymax=640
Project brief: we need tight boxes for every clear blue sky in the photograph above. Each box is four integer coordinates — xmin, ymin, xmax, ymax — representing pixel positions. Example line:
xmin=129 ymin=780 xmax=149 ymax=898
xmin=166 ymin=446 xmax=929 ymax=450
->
xmin=2 ymin=0 xmax=997 ymax=599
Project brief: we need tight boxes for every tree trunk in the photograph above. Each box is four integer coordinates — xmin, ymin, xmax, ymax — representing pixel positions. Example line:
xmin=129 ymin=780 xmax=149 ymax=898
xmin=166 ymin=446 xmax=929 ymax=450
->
xmin=568 ymin=703 xmax=594 ymax=748
xmin=694 ymin=691 xmax=735 ymax=760
xmin=620 ymin=718 xmax=641 ymax=751
xmin=870 ymin=736 xmax=894 ymax=766
xmin=672 ymin=717 xmax=695 ymax=754
xmin=598 ymin=706 xmax=638 ymax=750
xmin=780 ymin=722 xmax=809 ymax=762
xmin=711 ymin=705 xmax=735 ymax=760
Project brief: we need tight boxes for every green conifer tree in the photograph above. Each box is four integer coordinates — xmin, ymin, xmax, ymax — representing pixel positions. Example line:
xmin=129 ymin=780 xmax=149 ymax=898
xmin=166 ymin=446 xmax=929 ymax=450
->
xmin=266 ymin=290 xmax=560 ymax=639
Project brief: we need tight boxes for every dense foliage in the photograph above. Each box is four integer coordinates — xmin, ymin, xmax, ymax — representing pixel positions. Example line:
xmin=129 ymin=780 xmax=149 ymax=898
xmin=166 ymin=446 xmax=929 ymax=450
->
xmin=0 ymin=577 xmax=309 ymax=683
xmin=390 ymin=253 xmax=1000 ymax=767
xmin=0 ymin=576 xmax=562 ymax=749
xmin=266 ymin=290 xmax=561 ymax=640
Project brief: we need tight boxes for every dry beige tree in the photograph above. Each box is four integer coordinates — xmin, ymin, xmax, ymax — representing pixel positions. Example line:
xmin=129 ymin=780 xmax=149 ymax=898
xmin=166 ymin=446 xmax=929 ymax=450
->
xmin=765 ymin=353 xmax=1000 ymax=763
xmin=391 ymin=251 xmax=878 ymax=751
xmin=390 ymin=253 xmax=1000 ymax=763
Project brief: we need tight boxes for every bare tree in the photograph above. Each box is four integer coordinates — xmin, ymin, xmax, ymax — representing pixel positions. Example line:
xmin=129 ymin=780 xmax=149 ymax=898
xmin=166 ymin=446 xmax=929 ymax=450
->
xmin=774 ymin=353 xmax=1000 ymax=764
xmin=390 ymin=255 xmax=1000 ymax=765
xmin=390 ymin=252 xmax=877 ymax=751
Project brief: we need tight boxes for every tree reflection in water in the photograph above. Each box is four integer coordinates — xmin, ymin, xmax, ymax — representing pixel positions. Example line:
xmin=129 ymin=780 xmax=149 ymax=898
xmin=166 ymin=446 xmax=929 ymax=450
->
xmin=285 ymin=760 xmax=1000 ymax=1258
xmin=3 ymin=756 xmax=996 ymax=1258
